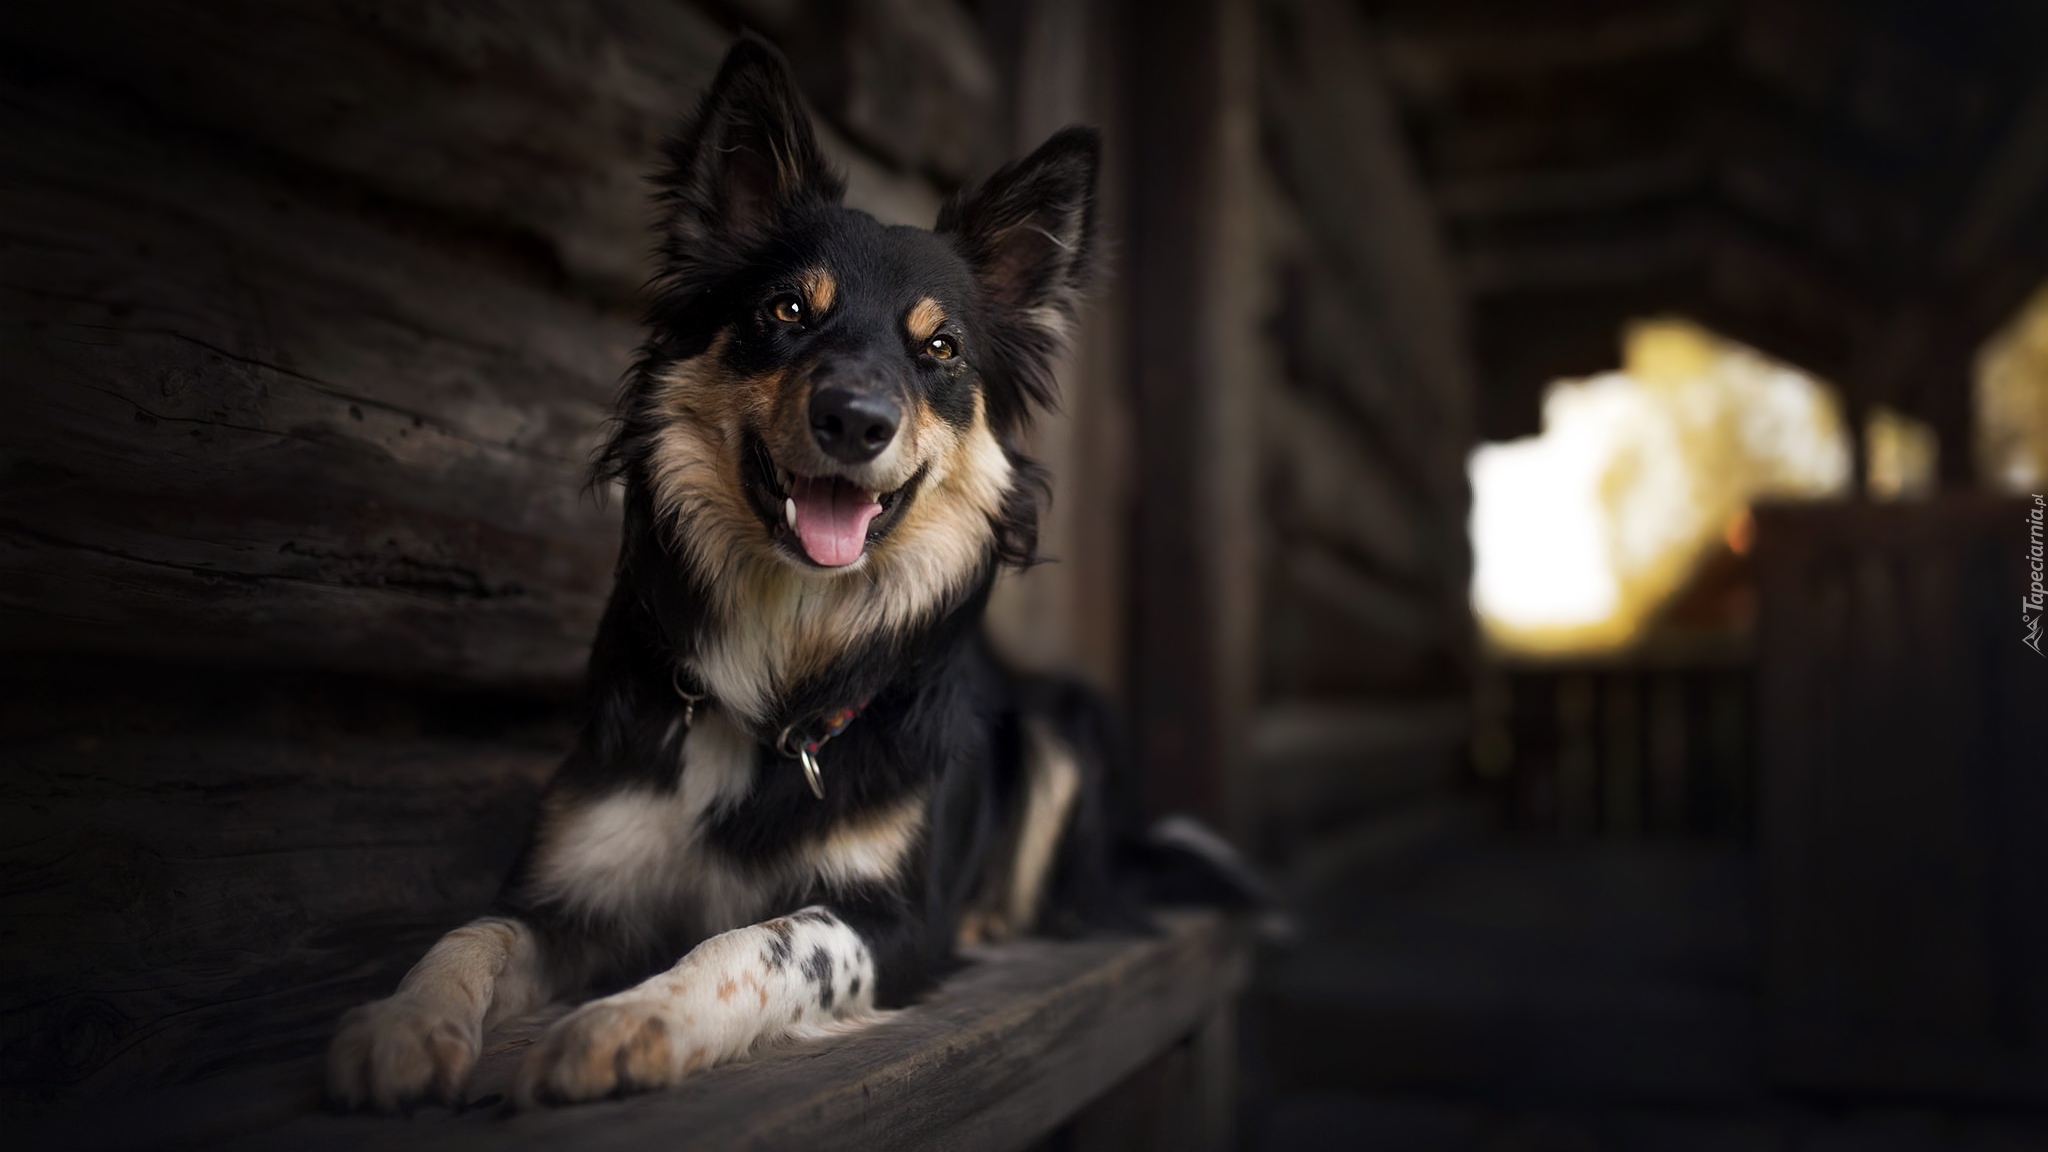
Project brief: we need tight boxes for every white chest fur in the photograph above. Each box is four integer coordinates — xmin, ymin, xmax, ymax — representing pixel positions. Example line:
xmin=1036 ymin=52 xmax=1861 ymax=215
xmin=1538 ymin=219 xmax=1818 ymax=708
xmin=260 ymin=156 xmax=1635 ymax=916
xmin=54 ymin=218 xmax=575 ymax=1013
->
xmin=527 ymin=709 xmax=927 ymax=943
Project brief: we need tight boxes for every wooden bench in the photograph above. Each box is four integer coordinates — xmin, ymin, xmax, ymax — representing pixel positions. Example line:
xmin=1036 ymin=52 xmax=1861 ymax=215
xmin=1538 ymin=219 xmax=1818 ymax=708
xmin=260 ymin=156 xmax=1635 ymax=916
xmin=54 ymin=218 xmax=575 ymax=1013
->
xmin=30 ymin=912 xmax=1249 ymax=1152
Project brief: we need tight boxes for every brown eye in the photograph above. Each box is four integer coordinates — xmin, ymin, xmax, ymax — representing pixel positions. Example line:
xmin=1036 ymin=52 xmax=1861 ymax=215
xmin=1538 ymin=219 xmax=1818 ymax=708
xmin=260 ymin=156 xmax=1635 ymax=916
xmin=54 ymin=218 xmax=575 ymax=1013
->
xmin=926 ymin=335 xmax=956 ymax=360
xmin=770 ymin=296 xmax=804 ymax=324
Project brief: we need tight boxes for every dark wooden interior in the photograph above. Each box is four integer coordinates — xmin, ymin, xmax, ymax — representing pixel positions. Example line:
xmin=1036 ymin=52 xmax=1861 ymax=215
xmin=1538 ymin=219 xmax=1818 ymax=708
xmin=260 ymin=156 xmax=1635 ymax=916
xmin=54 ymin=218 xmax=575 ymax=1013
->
xmin=6 ymin=0 xmax=2048 ymax=1148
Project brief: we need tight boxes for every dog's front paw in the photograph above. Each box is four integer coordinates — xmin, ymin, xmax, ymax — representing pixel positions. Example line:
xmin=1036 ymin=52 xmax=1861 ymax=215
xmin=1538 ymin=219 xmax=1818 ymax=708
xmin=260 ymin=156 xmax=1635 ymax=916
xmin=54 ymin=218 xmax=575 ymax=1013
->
xmin=326 ymin=994 xmax=480 ymax=1111
xmin=511 ymin=994 xmax=701 ymax=1108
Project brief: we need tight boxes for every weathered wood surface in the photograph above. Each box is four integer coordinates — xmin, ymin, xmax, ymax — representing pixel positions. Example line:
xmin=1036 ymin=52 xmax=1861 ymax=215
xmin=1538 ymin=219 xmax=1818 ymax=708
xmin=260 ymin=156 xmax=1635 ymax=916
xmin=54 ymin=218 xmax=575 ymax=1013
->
xmin=1256 ymin=0 xmax=1477 ymax=712
xmin=1264 ymin=389 xmax=1433 ymax=585
xmin=1247 ymin=701 xmax=1472 ymax=849
xmin=0 ymin=87 xmax=631 ymax=686
xmin=4 ymin=1 xmax=972 ymax=301
xmin=1755 ymin=498 xmax=2048 ymax=1101
xmin=0 ymin=693 xmax=561 ymax=1116
xmin=34 ymin=912 xmax=1249 ymax=1152
xmin=1125 ymin=0 xmax=1265 ymax=825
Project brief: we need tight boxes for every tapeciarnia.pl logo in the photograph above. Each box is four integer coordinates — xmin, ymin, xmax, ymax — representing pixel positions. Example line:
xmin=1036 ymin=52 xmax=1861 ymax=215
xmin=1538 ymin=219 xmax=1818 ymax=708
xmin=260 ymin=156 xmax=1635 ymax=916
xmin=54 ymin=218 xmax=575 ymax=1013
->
xmin=2028 ymin=495 xmax=2045 ymax=657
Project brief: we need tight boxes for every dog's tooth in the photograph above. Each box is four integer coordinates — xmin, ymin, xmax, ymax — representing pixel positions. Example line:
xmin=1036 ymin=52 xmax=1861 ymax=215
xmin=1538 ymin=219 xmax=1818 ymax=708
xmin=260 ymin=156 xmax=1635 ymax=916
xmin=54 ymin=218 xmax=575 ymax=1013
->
xmin=864 ymin=491 xmax=879 ymax=504
xmin=784 ymin=497 xmax=798 ymax=530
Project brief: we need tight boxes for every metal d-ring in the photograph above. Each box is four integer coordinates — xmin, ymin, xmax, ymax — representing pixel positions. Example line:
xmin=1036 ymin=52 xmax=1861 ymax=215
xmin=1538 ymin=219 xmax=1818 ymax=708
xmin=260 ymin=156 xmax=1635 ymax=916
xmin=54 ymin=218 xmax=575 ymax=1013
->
xmin=670 ymin=667 xmax=707 ymax=728
xmin=777 ymin=725 xmax=826 ymax=800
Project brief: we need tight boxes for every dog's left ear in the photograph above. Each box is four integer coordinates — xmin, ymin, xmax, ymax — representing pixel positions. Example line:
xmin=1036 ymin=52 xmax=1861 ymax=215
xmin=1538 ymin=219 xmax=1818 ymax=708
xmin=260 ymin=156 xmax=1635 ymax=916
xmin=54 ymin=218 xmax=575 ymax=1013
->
xmin=658 ymin=38 xmax=844 ymax=255
xmin=938 ymin=127 xmax=1100 ymax=419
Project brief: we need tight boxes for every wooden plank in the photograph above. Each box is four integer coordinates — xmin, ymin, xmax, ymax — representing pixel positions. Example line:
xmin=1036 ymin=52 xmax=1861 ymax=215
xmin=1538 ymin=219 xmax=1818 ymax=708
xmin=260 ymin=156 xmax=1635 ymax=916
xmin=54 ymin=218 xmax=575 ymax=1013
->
xmin=1247 ymin=701 xmax=1472 ymax=846
xmin=1755 ymin=497 xmax=2048 ymax=1100
xmin=1374 ymin=3 xmax=1722 ymax=85
xmin=37 ymin=913 xmax=1250 ymax=1152
xmin=1262 ymin=544 xmax=1465 ymax=700
xmin=0 ymin=88 xmax=630 ymax=685
xmin=730 ymin=0 xmax=1005 ymax=184
xmin=1264 ymin=389 xmax=1432 ymax=584
xmin=1433 ymin=151 xmax=1705 ymax=219
xmin=5 ymin=1 xmax=961 ymax=299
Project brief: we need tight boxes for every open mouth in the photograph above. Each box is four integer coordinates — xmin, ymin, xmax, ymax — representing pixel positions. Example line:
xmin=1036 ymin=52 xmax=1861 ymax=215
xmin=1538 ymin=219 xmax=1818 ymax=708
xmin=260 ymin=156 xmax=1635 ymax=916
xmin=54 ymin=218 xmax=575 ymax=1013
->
xmin=744 ymin=434 xmax=922 ymax=568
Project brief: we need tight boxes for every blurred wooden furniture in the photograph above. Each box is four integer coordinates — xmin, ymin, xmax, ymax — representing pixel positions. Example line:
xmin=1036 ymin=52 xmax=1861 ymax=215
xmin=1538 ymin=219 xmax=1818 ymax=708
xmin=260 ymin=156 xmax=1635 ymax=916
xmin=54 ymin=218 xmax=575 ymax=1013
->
xmin=1755 ymin=497 xmax=2048 ymax=1101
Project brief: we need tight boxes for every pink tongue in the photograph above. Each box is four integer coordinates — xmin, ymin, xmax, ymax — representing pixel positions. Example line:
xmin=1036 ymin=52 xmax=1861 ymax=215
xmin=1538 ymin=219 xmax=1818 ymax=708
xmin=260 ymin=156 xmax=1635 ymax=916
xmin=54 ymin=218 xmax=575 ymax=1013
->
xmin=790 ymin=476 xmax=884 ymax=567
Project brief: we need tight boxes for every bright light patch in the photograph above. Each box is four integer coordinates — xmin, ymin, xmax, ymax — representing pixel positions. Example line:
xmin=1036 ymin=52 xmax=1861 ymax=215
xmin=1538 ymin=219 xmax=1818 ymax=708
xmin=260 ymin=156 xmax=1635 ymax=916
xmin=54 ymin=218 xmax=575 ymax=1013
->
xmin=1976 ymin=282 xmax=2048 ymax=493
xmin=1470 ymin=320 xmax=1851 ymax=655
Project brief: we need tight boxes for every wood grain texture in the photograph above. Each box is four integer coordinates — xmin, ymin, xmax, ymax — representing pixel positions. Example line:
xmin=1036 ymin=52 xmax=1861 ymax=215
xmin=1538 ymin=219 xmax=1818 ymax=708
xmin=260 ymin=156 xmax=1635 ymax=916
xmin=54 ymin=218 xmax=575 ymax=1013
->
xmin=0 ymin=88 xmax=632 ymax=686
xmin=4 ymin=0 xmax=964 ymax=300
xmin=0 ymin=719 xmax=560 ymax=1115
xmin=36 ymin=913 xmax=1249 ymax=1152
xmin=1255 ymin=0 xmax=1478 ymax=714
xmin=1124 ymin=0 xmax=1265 ymax=825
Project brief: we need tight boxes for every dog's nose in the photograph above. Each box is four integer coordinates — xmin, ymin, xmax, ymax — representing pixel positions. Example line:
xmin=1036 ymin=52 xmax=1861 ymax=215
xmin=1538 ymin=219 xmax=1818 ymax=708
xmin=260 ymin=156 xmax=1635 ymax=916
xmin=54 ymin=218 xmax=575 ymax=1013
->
xmin=808 ymin=385 xmax=901 ymax=464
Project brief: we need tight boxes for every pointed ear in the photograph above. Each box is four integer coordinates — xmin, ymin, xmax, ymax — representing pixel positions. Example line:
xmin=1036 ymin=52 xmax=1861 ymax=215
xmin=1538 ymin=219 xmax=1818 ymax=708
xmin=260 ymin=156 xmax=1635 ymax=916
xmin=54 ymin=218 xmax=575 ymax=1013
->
xmin=658 ymin=38 xmax=844 ymax=254
xmin=939 ymin=126 xmax=1100 ymax=345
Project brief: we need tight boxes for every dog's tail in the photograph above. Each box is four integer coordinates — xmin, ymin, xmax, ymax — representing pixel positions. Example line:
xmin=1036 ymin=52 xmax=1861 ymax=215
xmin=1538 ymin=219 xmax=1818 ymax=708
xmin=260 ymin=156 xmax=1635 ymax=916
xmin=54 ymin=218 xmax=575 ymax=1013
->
xmin=1007 ymin=675 xmax=1273 ymax=937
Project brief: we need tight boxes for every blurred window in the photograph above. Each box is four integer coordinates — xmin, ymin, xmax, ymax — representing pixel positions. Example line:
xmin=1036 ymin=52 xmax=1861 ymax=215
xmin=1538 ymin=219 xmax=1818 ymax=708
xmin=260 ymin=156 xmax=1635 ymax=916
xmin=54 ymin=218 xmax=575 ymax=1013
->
xmin=1976 ymin=281 xmax=2048 ymax=492
xmin=1470 ymin=319 xmax=1851 ymax=656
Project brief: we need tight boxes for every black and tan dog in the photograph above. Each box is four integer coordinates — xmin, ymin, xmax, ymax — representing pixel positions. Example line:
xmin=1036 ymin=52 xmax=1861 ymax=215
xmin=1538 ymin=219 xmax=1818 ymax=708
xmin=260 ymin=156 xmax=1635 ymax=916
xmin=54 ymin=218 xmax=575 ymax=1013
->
xmin=325 ymin=39 xmax=1119 ymax=1110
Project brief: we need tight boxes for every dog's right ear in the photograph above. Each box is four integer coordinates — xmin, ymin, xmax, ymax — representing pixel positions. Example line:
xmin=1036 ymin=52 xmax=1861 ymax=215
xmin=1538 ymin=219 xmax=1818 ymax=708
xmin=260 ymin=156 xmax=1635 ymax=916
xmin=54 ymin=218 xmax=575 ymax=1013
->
xmin=657 ymin=38 xmax=844 ymax=257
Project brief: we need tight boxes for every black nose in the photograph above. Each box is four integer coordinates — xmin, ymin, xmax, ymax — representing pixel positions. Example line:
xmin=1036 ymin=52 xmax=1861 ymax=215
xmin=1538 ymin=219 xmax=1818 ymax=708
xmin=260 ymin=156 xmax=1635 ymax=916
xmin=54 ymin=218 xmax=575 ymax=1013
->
xmin=808 ymin=385 xmax=901 ymax=464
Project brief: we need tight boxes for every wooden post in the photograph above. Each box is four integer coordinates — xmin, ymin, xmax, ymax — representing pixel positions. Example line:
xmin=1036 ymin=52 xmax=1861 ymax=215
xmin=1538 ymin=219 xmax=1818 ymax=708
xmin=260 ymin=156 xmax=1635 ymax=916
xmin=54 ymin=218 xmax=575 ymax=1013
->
xmin=1121 ymin=0 xmax=1263 ymax=826
xmin=980 ymin=0 xmax=1134 ymax=696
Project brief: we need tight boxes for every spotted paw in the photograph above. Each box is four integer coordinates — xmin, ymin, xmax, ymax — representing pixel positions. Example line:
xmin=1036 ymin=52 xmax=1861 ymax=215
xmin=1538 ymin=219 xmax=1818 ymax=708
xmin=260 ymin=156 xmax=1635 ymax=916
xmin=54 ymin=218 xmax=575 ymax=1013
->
xmin=511 ymin=995 xmax=700 ymax=1108
xmin=325 ymin=994 xmax=480 ymax=1111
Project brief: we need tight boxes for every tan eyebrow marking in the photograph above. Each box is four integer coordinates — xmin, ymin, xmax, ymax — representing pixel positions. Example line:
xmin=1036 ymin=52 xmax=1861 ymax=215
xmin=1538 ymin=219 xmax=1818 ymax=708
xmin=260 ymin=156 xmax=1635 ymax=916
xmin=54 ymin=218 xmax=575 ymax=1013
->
xmin=799 ymin=268 xmax=836 ymax=315
xmin=905 ymin=297 xmax=948 ymax=344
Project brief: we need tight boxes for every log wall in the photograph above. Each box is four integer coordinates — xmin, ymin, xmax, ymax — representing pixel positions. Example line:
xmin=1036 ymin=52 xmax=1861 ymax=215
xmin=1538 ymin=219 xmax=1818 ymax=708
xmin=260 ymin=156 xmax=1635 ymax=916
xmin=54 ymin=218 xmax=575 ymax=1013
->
xmin=0 ymin=0 xmax=1010 ymax=1116
xmin=1245 ymin=0 xmax=1479 ymax=853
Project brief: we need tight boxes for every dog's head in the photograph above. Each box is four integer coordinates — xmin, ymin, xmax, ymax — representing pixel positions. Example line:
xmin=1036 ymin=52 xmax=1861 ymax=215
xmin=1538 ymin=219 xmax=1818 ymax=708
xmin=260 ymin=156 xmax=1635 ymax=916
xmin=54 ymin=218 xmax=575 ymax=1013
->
xmin=605 ymin=40 xmax=1096 ymax=615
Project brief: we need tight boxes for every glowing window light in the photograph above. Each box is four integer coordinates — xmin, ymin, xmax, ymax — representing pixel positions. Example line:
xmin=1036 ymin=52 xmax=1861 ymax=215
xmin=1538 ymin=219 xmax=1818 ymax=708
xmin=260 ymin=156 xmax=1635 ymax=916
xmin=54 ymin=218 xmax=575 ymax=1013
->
xmin=1470 ymin=320 xmax=1851 ymax=656
xmin=1977 ymin=282 xmax=2048 ymax=493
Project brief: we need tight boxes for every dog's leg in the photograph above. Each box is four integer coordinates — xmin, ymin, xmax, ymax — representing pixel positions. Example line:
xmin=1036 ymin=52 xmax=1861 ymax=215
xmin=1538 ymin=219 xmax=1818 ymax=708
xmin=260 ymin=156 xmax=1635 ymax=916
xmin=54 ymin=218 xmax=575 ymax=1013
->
xmin=511 ymin=906 xmax=877 ymax=1108
xmin=326 ymin=916 xmax=550 ymax=1110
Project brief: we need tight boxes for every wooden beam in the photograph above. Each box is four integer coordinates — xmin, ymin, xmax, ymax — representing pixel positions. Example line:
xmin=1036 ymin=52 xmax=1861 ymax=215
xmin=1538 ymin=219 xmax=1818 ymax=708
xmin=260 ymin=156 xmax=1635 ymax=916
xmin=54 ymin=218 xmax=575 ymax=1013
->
xmin=4 ymin=0 xmax=957 ymax=301
xmin=1941 ymin=74 xmax=2048 ymax=277
xmin=0 ymin=88 xmax=629 ymax=687
xmin=1433 ymin=151 xmax=1705 ymax=218
xmin=1263 ymin=391 xmax=1433 ymax=583
xmin=34 ymin=913 xmax=1252 ymax=1152
xmin=1123 ymin=0 xmax=1263 ymax=824
xmin=1374 ymin=3 xmax=1724 ymax=94
xmin=1247 ymin=700 xmax=1473 ymax=844
xmin=1455 ymin=223 xmax=1703 ymax=294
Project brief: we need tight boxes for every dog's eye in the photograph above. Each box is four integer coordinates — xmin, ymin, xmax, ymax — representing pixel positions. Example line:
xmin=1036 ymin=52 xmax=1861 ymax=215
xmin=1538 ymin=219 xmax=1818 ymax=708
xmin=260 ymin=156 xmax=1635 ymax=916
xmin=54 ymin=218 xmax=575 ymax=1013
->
xmin=926 ymin=335 xmax=957 ymax=360
xmin=769 ymin=296 xmax=804 ymax=324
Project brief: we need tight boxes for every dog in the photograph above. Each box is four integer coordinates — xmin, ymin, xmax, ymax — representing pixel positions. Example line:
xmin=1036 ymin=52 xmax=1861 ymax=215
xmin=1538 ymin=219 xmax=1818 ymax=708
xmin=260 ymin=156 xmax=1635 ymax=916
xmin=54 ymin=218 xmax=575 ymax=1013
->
xmin=324 ymin=38 xmax=1123 ymax=1111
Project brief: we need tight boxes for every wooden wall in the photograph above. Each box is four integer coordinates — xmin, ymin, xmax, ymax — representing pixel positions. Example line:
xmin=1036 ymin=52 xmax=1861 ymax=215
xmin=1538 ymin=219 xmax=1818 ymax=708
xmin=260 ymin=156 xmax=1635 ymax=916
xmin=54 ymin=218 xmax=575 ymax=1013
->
xmin=0 ymin=0 xmax=1025 ymax=1116
xmin=1243 ymin=0 xmax=1479 ymax=853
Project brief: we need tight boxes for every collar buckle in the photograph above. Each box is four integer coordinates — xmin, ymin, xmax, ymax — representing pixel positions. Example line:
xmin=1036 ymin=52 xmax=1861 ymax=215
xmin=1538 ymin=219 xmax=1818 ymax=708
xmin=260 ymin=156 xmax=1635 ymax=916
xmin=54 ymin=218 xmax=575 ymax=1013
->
xmin=670 ymin=667 xmax=708 ymax=728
